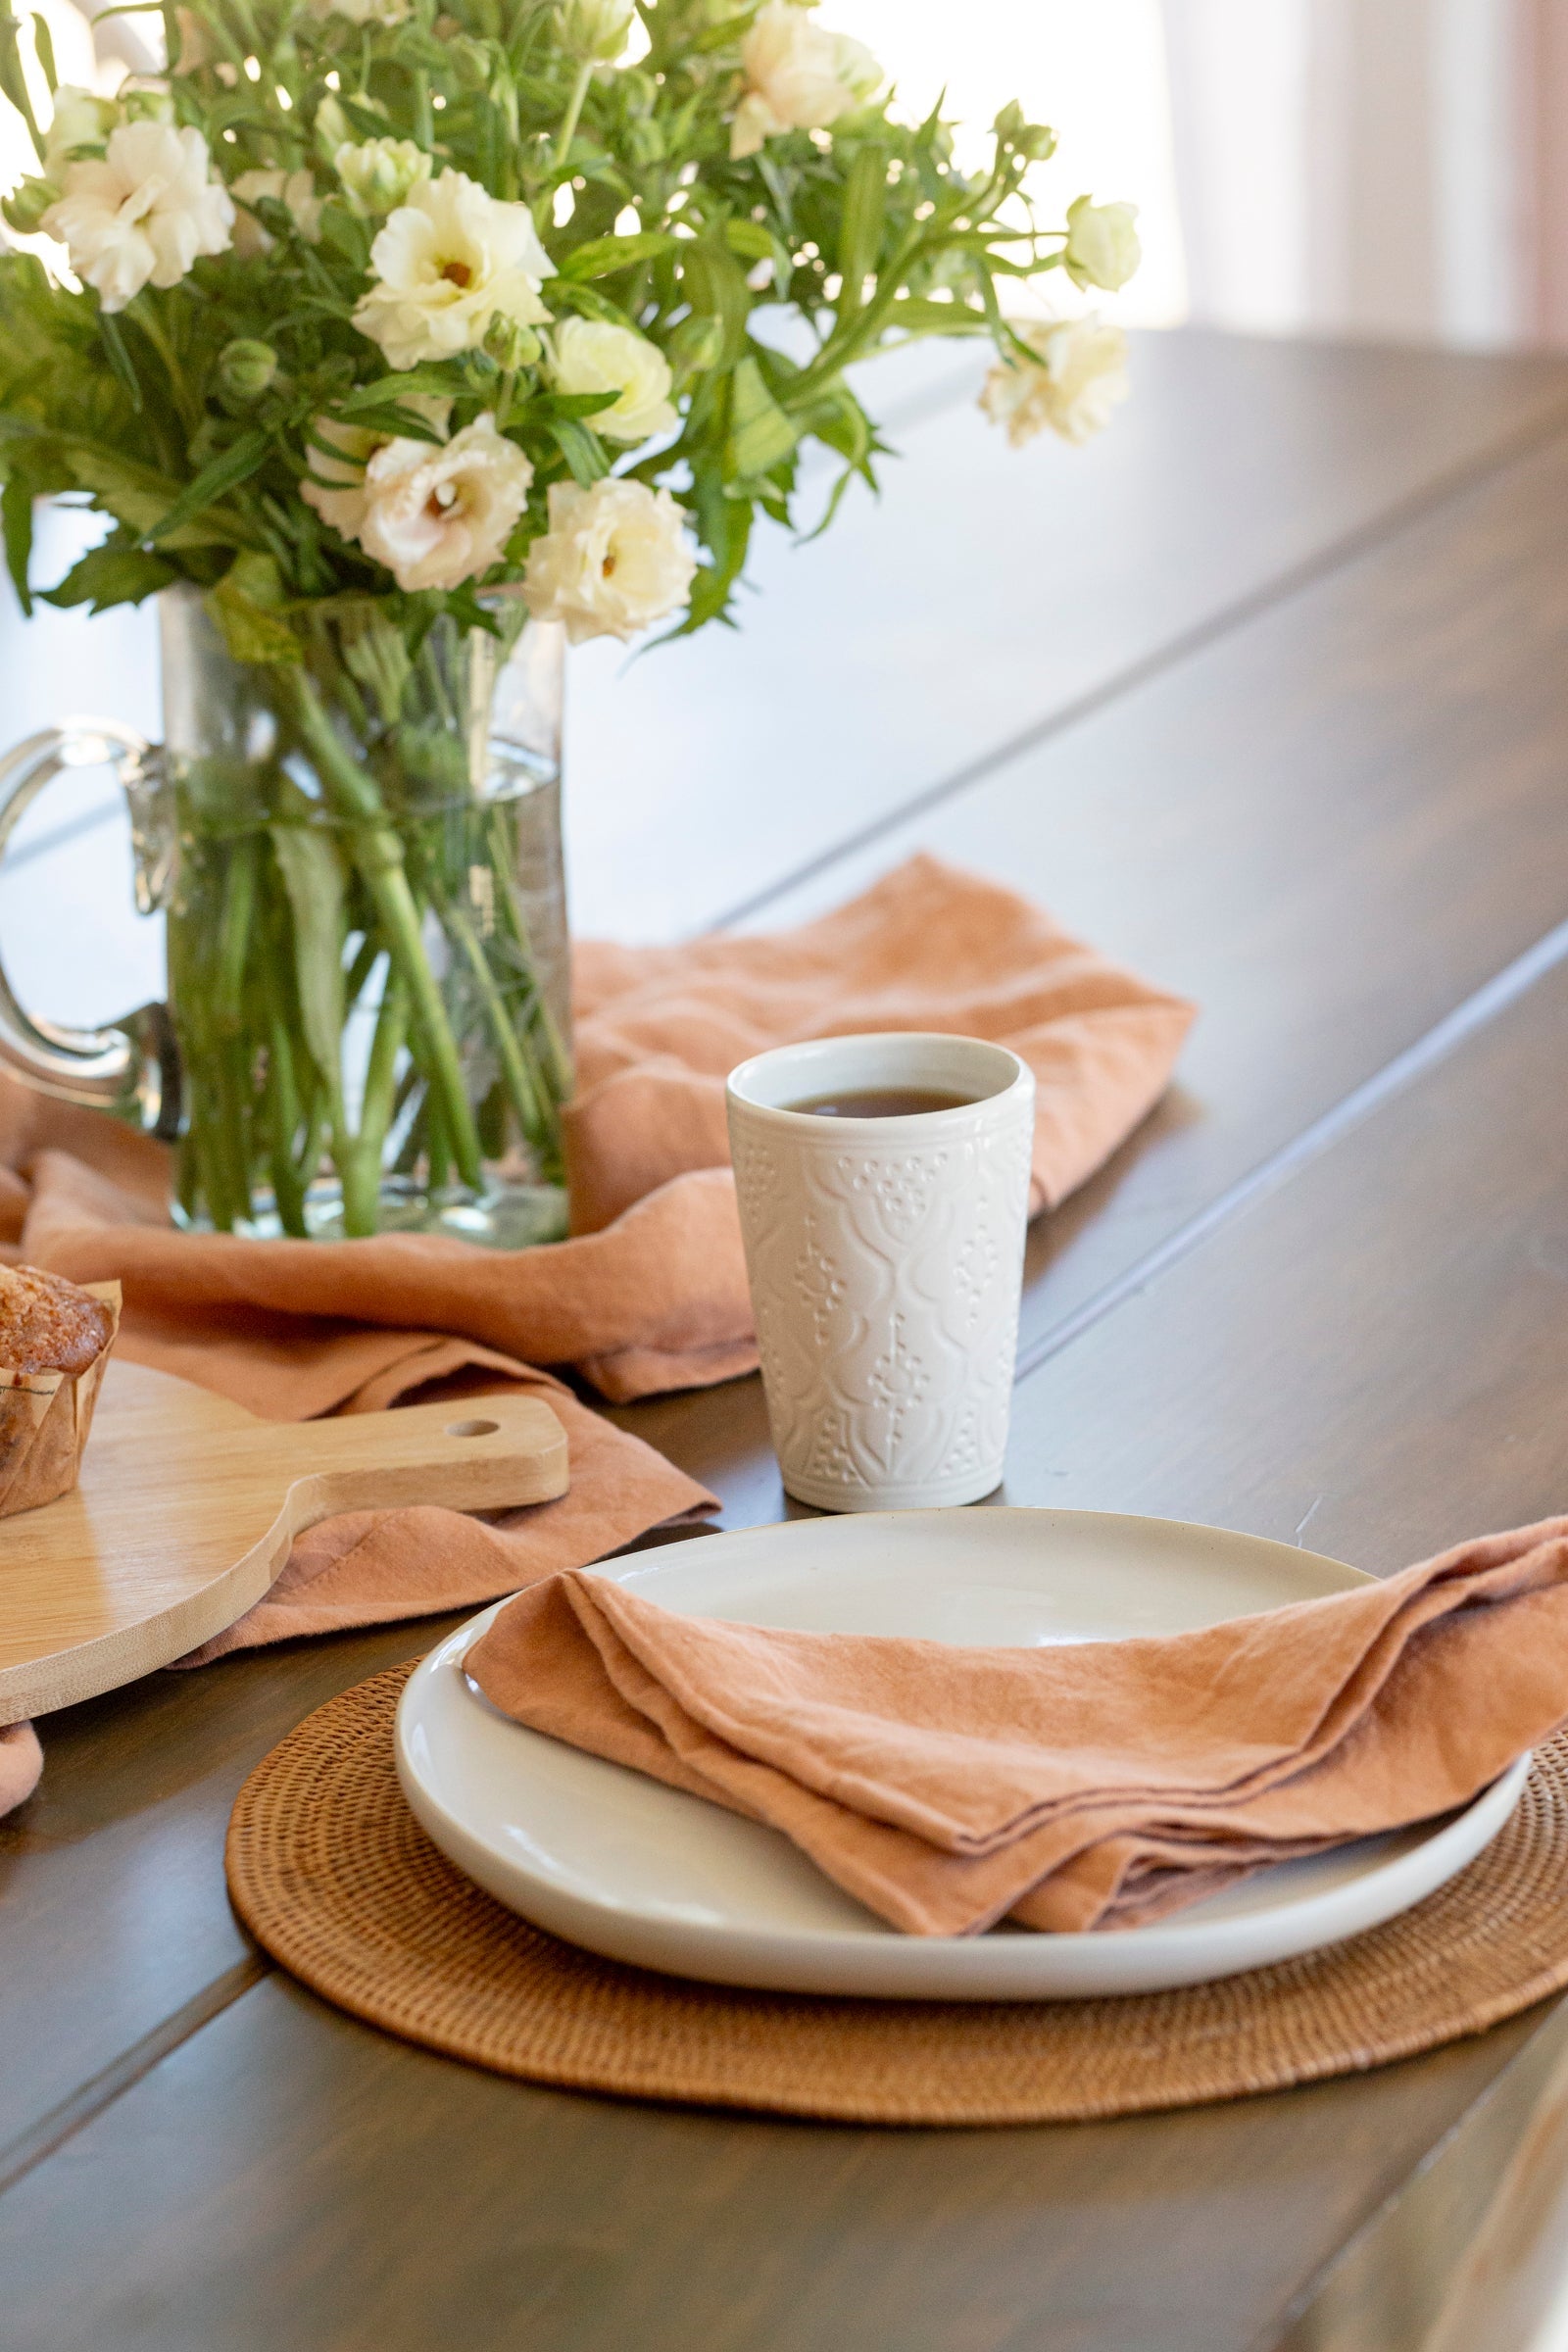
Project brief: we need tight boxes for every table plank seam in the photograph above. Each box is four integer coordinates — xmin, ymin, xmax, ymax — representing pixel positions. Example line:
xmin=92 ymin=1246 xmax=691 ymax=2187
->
xmin=0 ymin=1953 xmax=270 ymax=2199
xmin=712 ymin=391 xmax=1568 ymax=938
xmin=1012 ymin=904 xmax=1568 ymax=1393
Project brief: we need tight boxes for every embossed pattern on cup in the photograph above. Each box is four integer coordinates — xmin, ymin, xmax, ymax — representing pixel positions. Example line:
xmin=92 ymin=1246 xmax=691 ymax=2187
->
xmin=727 ymin=1034 xmax=1035 ymax=1511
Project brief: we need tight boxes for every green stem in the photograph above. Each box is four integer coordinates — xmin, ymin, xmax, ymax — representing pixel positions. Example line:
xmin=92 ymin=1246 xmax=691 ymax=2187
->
xmin=551 ymin=59 xmax=593 ymax=175
xmin=282 ymin=671 xmax=485 ymax=1192
xmin=340 ymin=971 xmax=408 ymax=1236
xmin=439 ymin=890 xmax=559 ymax=1174
xmin=486 ymin=804 xmax=572 ymax=1102
xmin=129 ymin=295 xmax=202 ymax=438
xmin=266 ymin=1002 xmax=309 ymax=1237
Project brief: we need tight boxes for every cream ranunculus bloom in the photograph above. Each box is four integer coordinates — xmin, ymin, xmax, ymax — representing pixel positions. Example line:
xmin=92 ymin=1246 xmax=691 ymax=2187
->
xmin=979 ymin=318 xmax=1129 ymax=449
xmin=1062 ymin=197 xmax=1141 ymax=294
xmin=300 ymin=396 xmax=454 ymax=542
xmin=335 ymin=136 xmax=431 ymax=218
xmin=356 ymin=414 xmax=533 ymax=592
xmin=522 ymin=476 xmax=697 ymax=643
xmin=547 ymin=318 xmax=677 ymax=444
xmin=353 ymin=171 xmax=554 ymax=369
xmin=40 ymin=122 xmax=234 ymax=313
xmin=731 ymin=1 xmax=881 ymax=161
xmin=230 ymin=168 xmax=323 ymax=258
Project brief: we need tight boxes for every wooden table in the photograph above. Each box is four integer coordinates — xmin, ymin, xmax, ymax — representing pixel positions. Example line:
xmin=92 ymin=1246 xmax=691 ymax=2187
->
xmin=6 ymin=327 xmax=1568 ymax=2350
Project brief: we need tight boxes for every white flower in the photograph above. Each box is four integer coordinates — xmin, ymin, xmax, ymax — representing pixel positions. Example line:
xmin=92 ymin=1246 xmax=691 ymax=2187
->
xmin=42 ymin=86 xmax=116 ymax=175
xmin=979 ymin=318 xmax=1130 ymax=449
xmin=357 ymin=415 xmax=533 ymax=591
xmin=353 ymin=171 xmax=554 ymax=369
xmin=40 ymin=122 xmax=233 ymax=313
xmin=547 ymin=318 xmax=676 ymax=445
xmin=301 ymin=396 xmax=453 ymax=542
xmin=334 ymin=136 xmax=431 ymax=217
xmin=730 ymin=2 xmax=881 ymax=161
xmin=522 ymin=477 xmax=697 ymax=644
xmin=1062 ymin=198 xmax=1141 ymax=294
xmin=230 ymin=168 xmax=323 ymax=258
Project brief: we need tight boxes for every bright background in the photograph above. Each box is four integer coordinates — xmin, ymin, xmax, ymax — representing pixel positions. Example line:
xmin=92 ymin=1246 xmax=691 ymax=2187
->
xmin=4 ymin=0 xmax=1568 ymax=1014
xmin=8 ymin=0 xmax=1568 ymax=348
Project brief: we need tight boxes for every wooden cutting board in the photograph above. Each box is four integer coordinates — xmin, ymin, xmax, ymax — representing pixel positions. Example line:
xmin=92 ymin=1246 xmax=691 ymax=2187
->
xmin=0 ymin=1356 xmax=569 ymax=1724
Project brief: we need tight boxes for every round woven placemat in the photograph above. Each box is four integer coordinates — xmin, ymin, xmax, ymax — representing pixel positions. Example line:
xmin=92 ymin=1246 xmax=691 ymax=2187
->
xmin=226 ymin=1664 xmax=1568 ymax=2128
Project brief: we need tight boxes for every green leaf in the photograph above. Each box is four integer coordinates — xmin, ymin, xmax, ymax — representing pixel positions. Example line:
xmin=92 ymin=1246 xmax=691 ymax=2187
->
xmin=546 ymin=416 xmax=610 ymax=486
xmin=270 ymin=812 xmax=346 ymax=1090
xmin=724 ymin=356 xmax=797 ymax=483
xmin=540 ymin=277 xmax=636 ymax=329
xmin=0 ymin=9 xmax=44 ymax=161
xmin=722 ymin=220 xmax=773 ymax=263
xmin=560 ymin=229 xmax=675 ymax=280
xmin=537 ymin=388 xmax=621 ymax=420
xmin=679 ymin=237 xmax=753 ymax=368
xmin=28 ymin=9 xmax=53 ymax=91
xmin=40 ymin=536 xmax=173 ymax=614
xmin=147 ymin=429 xmax=270 ymax=545
xmin=1 ymin=469 xmax=31 ymax=613
xmin=65 ymin=449 xmax=229 ymax=548
xmin=97 ymin=311 xmax=143 ymax=413
xmin=881 ymin=298 xmax=989 ymax=336
xmin=207 ymin=575 xmax=301 ymax=665
xmin=836 ymin=144 xmax=886 ymax=321
xmin=337 ymin=368 xmax=467 ymax=417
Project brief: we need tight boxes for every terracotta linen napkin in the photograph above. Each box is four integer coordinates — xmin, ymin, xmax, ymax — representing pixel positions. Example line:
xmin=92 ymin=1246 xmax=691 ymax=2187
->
xmin=5 ymin=856 xmax=1194 ymax=1407
xmin=464 ymin=1518 xmax=1568 ymax=1936
xmin=565 ymin=852 xmax=1197 ymax=1236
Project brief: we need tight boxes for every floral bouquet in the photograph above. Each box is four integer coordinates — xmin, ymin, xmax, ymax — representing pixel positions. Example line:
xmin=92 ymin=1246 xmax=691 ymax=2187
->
xmin=0 ymin=0 xmax=1138 ymax=1240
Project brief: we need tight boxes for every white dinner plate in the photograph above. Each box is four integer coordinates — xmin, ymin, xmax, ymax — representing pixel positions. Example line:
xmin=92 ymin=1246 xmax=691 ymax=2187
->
xmin=394 ymin=1510 xmax=1529 ymax=2000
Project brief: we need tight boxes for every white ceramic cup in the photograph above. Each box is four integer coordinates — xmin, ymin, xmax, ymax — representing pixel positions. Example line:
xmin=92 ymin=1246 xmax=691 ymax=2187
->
xmin=725 ymin=1032 xmax=1035 ymax=1512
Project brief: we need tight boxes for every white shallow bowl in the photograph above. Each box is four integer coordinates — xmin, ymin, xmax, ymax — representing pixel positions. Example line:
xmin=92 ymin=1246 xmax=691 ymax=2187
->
xmin=395 ymin=1510 xmax=1528 ymax=2001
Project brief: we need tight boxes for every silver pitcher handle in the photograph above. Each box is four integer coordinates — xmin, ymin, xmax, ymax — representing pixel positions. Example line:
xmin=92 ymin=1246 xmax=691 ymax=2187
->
xmin=0 ymin=720 xmax=181 ymax=1138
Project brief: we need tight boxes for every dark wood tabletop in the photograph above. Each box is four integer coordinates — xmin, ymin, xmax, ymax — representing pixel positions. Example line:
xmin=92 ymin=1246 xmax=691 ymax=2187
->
xmin=6 ymin=326 xmax=1568 ymax=2351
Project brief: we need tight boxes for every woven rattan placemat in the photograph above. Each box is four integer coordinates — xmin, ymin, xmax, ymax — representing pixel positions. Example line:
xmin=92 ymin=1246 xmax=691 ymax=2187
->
xmin=225 ymin=1664 xmax=1568 ymax=2128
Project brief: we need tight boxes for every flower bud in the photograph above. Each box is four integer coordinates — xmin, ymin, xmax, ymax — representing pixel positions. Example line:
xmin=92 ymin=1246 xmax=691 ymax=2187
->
xmin=483 ymin=314 xmax=543 ymax=369
xmin=334 ymin=135 xmax=431 ymax=216
xmin=554 ymin=0 xmax=635 ymax=64
xmin=314 ymin=93 xmax=352 ymax=162
xmin=993 ymin=101 xmax=1054 ymax=163
xmin=119 ymin=79 xmax=176 ymax=126
xmin=1063 ymin=196 xmax=1141 ymax=294
xmin=219 ymin=338 xmax=279 ymax=400
xmin=665 ymin=312 xmax=723 ymax=383
xmin=3 ymin=176 xmax=60 ymax=234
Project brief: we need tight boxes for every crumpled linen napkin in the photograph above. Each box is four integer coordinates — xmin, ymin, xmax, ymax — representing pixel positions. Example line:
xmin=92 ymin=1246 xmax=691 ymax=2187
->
xmin=464 ymin=1518 xmax=1568 ymax=1936
xmin=6 ymin=856 xmax=1195 ymax=1408
xmin=0 ymin=853 xmax=1192 ymax=1822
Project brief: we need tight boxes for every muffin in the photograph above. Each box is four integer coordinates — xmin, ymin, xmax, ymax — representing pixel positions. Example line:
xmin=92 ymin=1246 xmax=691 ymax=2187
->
xmin=0 ymin=1266 xmax=121 ymax=1518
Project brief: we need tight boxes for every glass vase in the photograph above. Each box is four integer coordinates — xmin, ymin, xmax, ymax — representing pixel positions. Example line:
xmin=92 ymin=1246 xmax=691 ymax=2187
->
xmin=0 ymin=586 xmax=572 ymax=1246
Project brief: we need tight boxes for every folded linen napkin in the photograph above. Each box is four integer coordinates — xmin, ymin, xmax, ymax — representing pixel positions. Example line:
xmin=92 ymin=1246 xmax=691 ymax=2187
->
xmin=464 ymin=1518 xmax=1568 ymax=1936
xmin=7 ymin=856 xmax=1194 ymax=1406
xmin=0 ymin=854 xmax=1191 ymax=1821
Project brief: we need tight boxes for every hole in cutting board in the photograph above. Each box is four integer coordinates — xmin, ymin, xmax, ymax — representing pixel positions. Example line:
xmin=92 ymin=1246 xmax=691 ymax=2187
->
xmin=445 ymin=1418 xmax=501 ymax=1438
